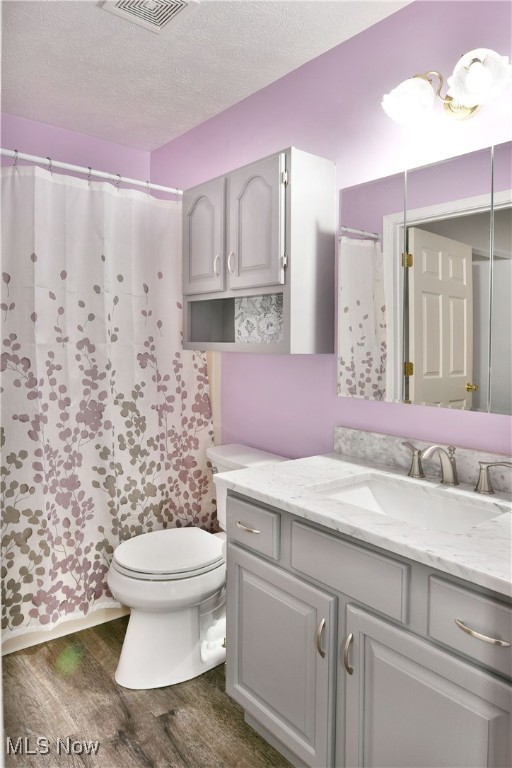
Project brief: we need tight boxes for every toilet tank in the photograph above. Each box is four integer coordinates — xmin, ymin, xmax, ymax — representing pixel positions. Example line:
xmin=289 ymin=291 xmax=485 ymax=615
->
xmin=207 ymin=444 xmax=287 ymax=529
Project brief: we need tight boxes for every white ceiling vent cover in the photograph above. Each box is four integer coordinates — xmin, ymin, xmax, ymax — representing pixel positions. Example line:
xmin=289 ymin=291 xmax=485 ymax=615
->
xmin=98 ymin=0 xmax=199 ymax=34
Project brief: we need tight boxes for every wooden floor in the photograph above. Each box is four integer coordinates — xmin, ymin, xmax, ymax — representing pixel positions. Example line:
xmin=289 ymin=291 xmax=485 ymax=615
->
xmin=3 ymin=617 xmax=292 ymax=768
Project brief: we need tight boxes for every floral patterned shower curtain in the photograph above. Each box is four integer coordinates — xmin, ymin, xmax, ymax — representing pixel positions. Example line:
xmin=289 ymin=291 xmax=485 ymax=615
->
xmin=1 ymin=166 xmax=215 ymax=641
xmin=337 ymin=237 xmax=387 ymax=400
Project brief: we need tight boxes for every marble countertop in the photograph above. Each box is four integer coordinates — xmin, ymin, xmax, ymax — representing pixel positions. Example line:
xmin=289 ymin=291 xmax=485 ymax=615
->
xmin=214 ymin=454 xmax=512 ymax=598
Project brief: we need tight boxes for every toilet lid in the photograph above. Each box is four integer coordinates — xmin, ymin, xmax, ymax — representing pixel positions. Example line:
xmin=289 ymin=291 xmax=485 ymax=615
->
xmin=113 ymin=527 xmax=224 ymax=577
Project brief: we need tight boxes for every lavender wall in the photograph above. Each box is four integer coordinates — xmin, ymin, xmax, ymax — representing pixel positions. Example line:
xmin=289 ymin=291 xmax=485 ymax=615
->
xmin=151 ymin=1 xmax=512 ymax=192
xmin=1 ymin=113 xmax=150 ymax=180
xmin=3 ymin=2 xmax=510 ymax=458
xmin=151 ymin=0 xmax=512 ymax=457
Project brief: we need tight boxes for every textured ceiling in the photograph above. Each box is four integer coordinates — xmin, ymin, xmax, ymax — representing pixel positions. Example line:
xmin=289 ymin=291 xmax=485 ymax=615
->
xmin=1 ymin=0 xmax=411 ymax=151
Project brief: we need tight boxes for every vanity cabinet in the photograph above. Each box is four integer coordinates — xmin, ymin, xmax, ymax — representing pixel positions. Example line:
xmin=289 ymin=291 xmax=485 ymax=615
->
xmin=227 ymin=545 xmax=336 ymax=767
xmin=344 ymin=605 xmax=511 ymax=768
xmin=182 ymin=147 xmax=335 ymax=353
xmin=225 ymin=494 xmax=512 ymax=768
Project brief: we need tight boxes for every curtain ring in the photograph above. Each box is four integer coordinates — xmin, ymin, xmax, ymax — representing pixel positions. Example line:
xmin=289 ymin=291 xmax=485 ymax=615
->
xmin=87 ymin=166 xmax=92 ymax=184
xmin=46 ymin=157 xmax=53 ymax=175
xmin=115 ymin=173 xmax=121 ymax=191
xmin=12 ymin=149 xmax=18 ymax=169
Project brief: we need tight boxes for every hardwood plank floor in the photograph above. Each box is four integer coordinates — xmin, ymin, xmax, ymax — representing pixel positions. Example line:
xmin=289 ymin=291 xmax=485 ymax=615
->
xmin=3 ymin=617 xmax=292 ymax=768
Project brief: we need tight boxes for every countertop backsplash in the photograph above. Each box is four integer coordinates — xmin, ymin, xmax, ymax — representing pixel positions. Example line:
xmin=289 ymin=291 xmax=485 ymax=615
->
xmin=334 ymin=427 xmax=512 ymax=495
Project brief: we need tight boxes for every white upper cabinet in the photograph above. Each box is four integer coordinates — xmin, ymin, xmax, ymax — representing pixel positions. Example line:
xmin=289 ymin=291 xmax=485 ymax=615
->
xmin=182 ymin=147 xmax=336 ymax=354
xmin=227 ymin=152 xmax=286 ymax=290
xmin=183 ymin=177 xmax=225 ymax=295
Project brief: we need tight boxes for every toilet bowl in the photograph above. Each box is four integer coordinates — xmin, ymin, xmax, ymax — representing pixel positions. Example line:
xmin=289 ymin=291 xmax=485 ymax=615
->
xmin=108 ymin=526 xmax=226 ymax=689
xmin=108 ymin=444 xmax=286 ymax=690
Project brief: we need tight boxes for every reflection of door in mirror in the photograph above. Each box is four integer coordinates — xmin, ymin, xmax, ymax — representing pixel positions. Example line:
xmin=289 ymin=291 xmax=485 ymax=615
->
xmin=403 ymin=205 xmax=511 ymax=415
xmin=338 ymin=143 xmax=511 ymax=414
xmin=407 ymin=228 xmax=473 ymax=409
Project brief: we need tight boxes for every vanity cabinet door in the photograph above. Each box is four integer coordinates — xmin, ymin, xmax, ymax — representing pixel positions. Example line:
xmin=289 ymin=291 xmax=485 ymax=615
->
xmin=343 ymin=605 xmax=512 ymax=768
xmin=226 ymin=544 xmax=336 ymax=768
xmin=183 ymin=177 xmax=225 ymax=295
xmin=227 ymin=153 xmax=286 ymax=290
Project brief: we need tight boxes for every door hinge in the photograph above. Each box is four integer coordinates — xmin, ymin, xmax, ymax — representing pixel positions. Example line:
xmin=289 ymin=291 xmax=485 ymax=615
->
xmin=281 ymin=170 xmax=289 ymax=186
xmin=402 ymin=252 xmax=413 ymax=268
xmin=282 ymin=252 xmax=288 ymax=270
xmin=404 ymin=361 xmax=414 ymax=376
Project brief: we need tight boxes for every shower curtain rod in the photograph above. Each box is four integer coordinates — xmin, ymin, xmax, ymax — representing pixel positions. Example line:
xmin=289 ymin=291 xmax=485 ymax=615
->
xmin=339 ymin=225 xmax=379 ymax=240
xmin=0 ymin=148 xmax=183 ymax=196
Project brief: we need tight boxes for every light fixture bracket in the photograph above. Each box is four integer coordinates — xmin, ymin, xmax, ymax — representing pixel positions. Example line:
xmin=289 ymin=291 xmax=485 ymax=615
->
xmin=443 ymin=97 xmax=480 ymax=120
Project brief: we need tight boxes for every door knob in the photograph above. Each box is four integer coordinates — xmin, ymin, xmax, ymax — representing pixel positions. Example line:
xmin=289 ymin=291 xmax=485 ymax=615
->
xmin=465 ymin=382 xmax=479 ymax=392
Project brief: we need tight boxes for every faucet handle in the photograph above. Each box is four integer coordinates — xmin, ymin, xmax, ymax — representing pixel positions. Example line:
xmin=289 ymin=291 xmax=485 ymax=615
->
xmin=475 ymin=461 xmax=512 ymax=495
xmin=447 ymin=446 xmax=459 ymax=485
xmin=401 ymin=442 xmax=425 ymax=479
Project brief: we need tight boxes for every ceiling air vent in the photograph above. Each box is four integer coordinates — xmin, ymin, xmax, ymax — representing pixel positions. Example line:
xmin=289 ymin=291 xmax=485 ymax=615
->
xmin=98 ymin=0 xmax=199 ymax=34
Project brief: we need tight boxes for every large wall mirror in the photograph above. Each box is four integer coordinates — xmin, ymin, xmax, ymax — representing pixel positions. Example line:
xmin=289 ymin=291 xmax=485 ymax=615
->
xmin=338 ymin=141 xmax=511 ymax=415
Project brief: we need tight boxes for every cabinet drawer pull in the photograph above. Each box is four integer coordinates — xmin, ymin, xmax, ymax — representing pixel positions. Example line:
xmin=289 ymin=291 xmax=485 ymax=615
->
xmin=454 ymin=619 xmax=511 ymax=647
xmin=213 ymin=254 xmax=221 ymax=275
xmin=343 ymin=633 xmax=354 ymax=675
xmin=316 ymin=618 xmax=326 ymax=659
xmin=236 ymin=521 xmax=261 ymax=534
xmin=227 ymin=250 xmax=235 ymax=274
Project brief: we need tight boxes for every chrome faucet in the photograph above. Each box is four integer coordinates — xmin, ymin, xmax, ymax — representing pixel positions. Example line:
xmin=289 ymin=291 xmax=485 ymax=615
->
xmin=420 ymin=445 xmax=459 ymax=486
xmin=474 ymin=461 xmax=512 ymax=495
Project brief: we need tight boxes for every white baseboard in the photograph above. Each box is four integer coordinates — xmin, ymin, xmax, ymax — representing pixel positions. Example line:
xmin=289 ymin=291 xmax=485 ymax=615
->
xmin=1 ymin=605 xmax=130 ymax=656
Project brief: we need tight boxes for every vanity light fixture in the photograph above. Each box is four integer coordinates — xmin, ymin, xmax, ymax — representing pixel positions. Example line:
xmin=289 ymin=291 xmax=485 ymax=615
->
xmin=382 ymin=48 xmax=512 ymax=124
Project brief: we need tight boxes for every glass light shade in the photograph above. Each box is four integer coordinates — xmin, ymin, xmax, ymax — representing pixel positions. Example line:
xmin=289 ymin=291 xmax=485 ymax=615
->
xmin=447 ymin=48 xmax=512 ymax=107
xmin=381 ymin=76 xmax=435 ymax=125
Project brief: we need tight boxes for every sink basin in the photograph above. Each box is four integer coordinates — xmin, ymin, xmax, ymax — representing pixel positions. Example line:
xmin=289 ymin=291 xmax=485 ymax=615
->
xmin=315 ymin=473 xmax=507 ymax=533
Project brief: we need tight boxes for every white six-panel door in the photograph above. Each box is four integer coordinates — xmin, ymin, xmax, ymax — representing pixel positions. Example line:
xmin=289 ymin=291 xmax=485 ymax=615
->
xmin=408 ymin=227 xmax=474 ymax=408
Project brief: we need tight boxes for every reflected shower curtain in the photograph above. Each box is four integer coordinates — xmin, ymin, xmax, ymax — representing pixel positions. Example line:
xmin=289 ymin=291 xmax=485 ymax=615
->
xmin=338 ymin=237 xmax=387 ymax=400
xmin=1 ymin=166 xmax=215 ymax=641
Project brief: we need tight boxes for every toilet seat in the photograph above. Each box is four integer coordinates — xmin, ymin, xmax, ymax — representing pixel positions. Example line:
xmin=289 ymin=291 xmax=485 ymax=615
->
xmin=112 ymin=527 xmax=224 ymax=581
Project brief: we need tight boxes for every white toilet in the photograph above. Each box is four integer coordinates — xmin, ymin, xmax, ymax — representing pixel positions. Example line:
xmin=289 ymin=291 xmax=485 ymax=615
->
xmin=107 ymin=443 xmax=286 ymax=690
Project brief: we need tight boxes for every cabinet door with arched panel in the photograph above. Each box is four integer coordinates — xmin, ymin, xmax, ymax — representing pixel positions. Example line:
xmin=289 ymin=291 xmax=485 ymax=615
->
xmin=183 ymin=176 xmax=225 ymax=295
xmin=227 ymin=152 xmax=287 ymax=290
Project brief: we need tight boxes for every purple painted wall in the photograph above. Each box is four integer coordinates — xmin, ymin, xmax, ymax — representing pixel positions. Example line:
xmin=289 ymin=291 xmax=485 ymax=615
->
xmin=2 ymin=2 xmax=510 ymax=458
xmin=151 ymin=1 xmax=512 ymax=192
xmin=152 ymin=0 xmax=512 ymax=457
xmin=1 ymin=113 xmax=150 ymax=180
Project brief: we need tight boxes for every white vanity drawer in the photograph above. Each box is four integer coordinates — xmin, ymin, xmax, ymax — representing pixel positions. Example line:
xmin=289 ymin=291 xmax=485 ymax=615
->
xmin=291 ymin=522 xmax=409 ymax=622
xmin=428 ymin=577 xmax=512 ymax=679
xmin=226 ymin=497 xmax=280 ymax=560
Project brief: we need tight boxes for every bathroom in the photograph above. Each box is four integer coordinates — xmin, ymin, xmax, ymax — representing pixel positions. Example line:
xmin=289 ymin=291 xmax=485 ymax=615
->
xmin=1 ymin=0 xmax=511 ymax=766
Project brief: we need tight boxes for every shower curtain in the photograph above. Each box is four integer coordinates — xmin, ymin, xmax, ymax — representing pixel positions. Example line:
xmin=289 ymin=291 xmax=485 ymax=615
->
xmin=1 ymin=166 xmax=215 ymax=641
xmin=338 ymin=237 xmax=387 ymax=400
